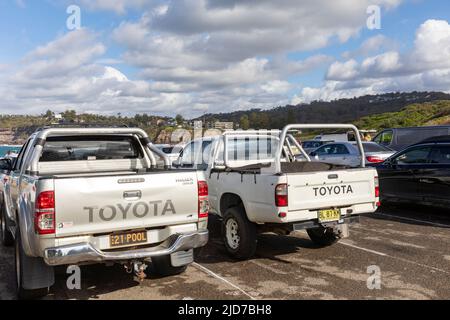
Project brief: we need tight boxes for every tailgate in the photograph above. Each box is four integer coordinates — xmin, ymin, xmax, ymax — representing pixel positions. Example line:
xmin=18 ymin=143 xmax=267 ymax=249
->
xmin=287 ymin=168 xmax=377 ymax=212
xmin=54 ymin=172 xmax=199 ymax=237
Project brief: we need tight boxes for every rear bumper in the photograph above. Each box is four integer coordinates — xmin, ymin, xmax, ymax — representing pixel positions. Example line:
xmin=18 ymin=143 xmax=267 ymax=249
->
xmin=292 ymin=214 xmax=360 ymax=231
xmin=43 ymin=231 xmax=208 ymax=266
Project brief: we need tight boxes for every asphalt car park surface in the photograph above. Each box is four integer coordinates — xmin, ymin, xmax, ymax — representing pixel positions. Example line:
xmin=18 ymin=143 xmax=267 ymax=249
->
xmin=0 ymin=205 xmax=449 ymax=300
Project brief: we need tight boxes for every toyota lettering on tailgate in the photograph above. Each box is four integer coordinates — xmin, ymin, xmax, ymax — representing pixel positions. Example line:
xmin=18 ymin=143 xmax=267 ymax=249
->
xmin=313 ymin=185 xmax=354 ymax=197
xmin=84 ymin=200 xmax=176 ymax=222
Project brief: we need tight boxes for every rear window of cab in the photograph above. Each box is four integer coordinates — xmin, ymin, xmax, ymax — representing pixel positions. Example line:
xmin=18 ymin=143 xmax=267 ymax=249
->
xmin=40 ymin=136 xmax=143 ymax=162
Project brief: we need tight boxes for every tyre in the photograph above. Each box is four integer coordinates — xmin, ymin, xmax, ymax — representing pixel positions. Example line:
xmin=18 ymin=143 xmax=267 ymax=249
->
xmin=151 ymin=255 xmax=188 ymax=277
xmin=15 ymin=229 xmax=50 ymax=300
xmin=307 ymin=227 xmax=339 ymax=246
xmin=222 ymin=206 xmax=257 ymax=260
xmin=0 ymin=202 xmax=14 ymax=247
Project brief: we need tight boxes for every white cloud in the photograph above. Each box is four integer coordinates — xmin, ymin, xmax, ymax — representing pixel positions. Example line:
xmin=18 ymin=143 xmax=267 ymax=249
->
xmin=261 ymin=80 xmax=292 ymax=95
xmin=108 ymin=0 xmax=402 ymax=115
xmin=327 ymin=60 xmax=360 ymax=81
xmin=297 ymin=19 xmax=450 ymax=103
xmin=0 ymin=29 xmax=200 ymax=116
xmin=0 ymin=64 xmax=8 ymax=72
xmin=77 ymin=0 xmax=156 ymax=14
xmin=2 ymin=0 xmax=409 ymax=117
xmin=411 ymin=19 xmax=450 ymax=69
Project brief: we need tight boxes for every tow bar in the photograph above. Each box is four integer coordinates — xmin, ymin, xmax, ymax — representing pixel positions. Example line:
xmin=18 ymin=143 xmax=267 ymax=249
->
xmin=124 ymin=261 xmax=148 ymax=282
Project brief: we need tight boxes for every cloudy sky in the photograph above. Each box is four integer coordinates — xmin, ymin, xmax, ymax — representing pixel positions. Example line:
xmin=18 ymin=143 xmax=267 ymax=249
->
xmin=0 ymin=0 xmax=450 ymax=117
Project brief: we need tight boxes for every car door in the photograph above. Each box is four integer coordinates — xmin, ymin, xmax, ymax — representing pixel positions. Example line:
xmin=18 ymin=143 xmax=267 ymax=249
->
xmin=7 ymin=139 xmax=31 ymax=216
xmin=377 ymin=145 xmax=432 ymax=201
xmin=416 ymin=144 xmax=450 ymax=206
xmin=204 ymin=139 xmax=222 ymax=214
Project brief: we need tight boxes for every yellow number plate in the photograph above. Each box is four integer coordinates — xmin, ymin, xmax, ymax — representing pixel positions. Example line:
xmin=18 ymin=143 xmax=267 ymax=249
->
xmin=110 ymin=230 xmax=148 ymax=248
xmin=318 ymin=209 xmax=341 ymax=223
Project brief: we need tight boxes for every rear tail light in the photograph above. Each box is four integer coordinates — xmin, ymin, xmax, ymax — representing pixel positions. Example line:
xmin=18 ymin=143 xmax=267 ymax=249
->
xmin=34 ymin=191 xmax=55 ymax=235
xmin=366 ymin=155 xmax=384 ymax=163
xmin=275 ymin=184 xmax=288 ymax=207
xmin=198 ymin=181 xmax=209 ymax=218
xmin=374 ymin=176 xmax=380 ymax=198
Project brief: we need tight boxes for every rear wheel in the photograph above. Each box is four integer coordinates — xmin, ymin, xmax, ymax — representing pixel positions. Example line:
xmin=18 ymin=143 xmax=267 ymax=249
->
xmin=15 ymin=229 xmax=50 ymax=300
xmin=307 ymin=227 xmax=339 ymax=246
xmin=151 ymin=255 xmax=188 ymax=277
xmin=0 ymin=202 xmax=14 ymax=247
xmin=222 ymin=206 xmax=257 ymax=260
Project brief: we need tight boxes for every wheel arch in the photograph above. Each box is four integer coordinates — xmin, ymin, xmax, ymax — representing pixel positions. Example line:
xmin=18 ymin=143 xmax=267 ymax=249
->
xmin=17 ymin=198 xmax=39 ymax=257
xmin=220 ymin=193 xmax=247 ymax=217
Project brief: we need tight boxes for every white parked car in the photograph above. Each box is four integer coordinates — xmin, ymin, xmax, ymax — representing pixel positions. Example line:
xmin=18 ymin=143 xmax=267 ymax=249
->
xmin=301 ymin=140 xmax=334 ymax=154
xmin=309 ymin=142 xmax=395 ymax=167
xmin=174 ymin=124 xmax=379 ymax=260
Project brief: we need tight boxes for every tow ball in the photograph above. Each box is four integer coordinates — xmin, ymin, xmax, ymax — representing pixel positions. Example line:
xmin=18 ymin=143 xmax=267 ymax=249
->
xmin=124 ymin=261 xmax=148 ymax=282
xmin=333 ymin=223 xmax=349 ymax=239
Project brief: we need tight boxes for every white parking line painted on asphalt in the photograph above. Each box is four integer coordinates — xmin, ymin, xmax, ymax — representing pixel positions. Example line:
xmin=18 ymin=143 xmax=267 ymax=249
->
xmin=339 ymin=241 xmax=387 ymax=256
xmin=192 ymin=262 xmax=257 ymax=300
xmin=339 ymin=241 xmax=450 ymax=275
xmin=376 ymin=213 xmax=450 ymax=228
xmin=250 ymin=259 xmax=289 ymax=275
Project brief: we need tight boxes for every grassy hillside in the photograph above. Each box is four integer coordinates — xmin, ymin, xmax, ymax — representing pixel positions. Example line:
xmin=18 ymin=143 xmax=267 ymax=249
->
xmin=0 ymin=112 xmax=173 ymax=144
xmin=196 ymin=91 xmax=450 ymax=129
xmin=1 ymin=93 xmax=450 ymax=144
xmin=354 ymin=100 xmax=450 ymax=130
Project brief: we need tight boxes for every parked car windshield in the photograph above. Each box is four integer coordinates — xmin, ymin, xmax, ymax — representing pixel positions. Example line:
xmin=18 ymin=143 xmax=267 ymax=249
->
xmin=302 ymin=141 xmax=323 ymax=149
xmin=373 ymin=130 xmax=393 ymax=145
xmin=315 ymin=144 xmax=350 ymax=155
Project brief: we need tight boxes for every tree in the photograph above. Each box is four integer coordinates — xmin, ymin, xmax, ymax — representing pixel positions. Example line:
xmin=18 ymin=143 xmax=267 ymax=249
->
xmin=286 ymin=109 xmax=296 ymax=124
xmin=44 ymin=109 xmax=54 ymax=119
xmin=259 ymin=113 xmax=270 ymax=129
xmin=239 ymin=115 xmax=250 ymax=130
xmin=175 ymin=114 xmax=184 ymax=125
xmin=62 ymin=110 xmax=77 ymax=122
xmin=249 ymin=112 xmax=260 ymax=128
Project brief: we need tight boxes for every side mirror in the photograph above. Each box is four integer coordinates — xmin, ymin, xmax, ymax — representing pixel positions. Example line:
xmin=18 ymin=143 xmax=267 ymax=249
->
xmin=310 ymin=152 xmax=317 ymax=157
xmin=0 ymin=158 xmax=12 ymax=171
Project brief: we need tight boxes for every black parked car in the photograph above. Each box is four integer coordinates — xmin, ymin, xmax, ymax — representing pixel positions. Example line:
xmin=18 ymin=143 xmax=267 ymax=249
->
xmin=374 ymin=136 xmax=450 ymax=208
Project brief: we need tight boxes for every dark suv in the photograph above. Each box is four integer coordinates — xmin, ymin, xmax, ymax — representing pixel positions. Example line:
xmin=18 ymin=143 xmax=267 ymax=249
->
xmin=374 ymin=136 xmax=450 ymax=208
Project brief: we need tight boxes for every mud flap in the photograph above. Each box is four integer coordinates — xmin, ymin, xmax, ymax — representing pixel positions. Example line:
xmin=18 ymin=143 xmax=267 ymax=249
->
xmin=21 ymin=251 xmax=55 ymax=290
xmin=334 ymin=223 xmax=349 ymax=239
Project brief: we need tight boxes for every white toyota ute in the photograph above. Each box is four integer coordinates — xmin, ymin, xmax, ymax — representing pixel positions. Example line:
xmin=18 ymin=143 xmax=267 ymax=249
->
xmin=173 ymin=124 xmax=379 ymax=260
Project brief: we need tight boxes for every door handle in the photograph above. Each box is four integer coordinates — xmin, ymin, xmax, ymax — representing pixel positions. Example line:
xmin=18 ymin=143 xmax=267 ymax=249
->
xmin=123 ymin=190 xmax=142 ymax=200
